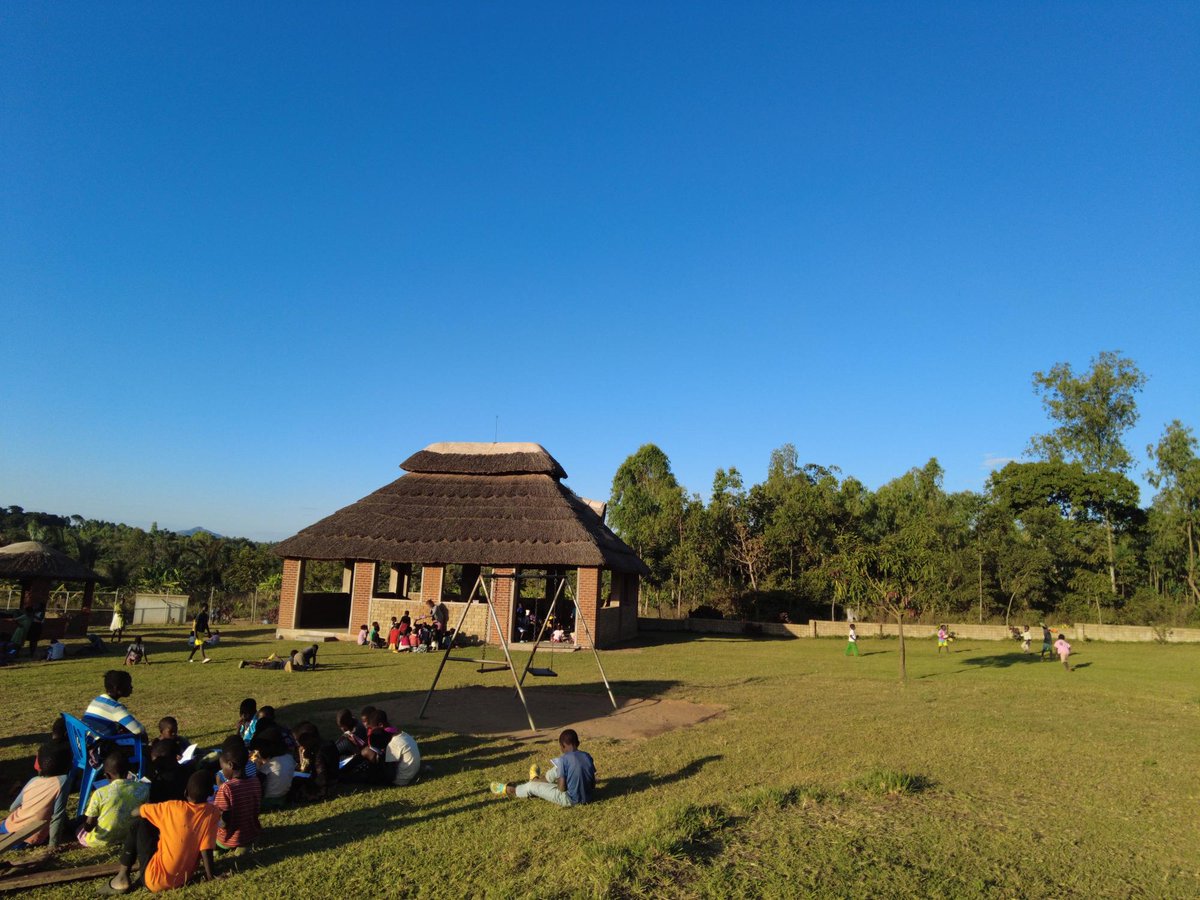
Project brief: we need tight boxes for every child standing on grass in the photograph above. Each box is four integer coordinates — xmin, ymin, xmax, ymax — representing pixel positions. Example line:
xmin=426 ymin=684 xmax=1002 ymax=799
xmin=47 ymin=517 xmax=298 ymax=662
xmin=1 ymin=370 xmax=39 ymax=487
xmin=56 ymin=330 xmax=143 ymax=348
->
xmin=214 ymin=742 xmax=261 ymax=854
xmin=1054 ymin=634 xmax=1073 ymax=671
xmin=1040 ymin=624 xmax=1053 ymax=660
xmin=845 ymin=623 xmax=859 ymax=657
xmin=490 ymin=729 xmax=594 ymax=808
xmin=936 ymin=626 xmax=950 ymax=654
xmin=102 ymin=770 xmax=221 ymax=894
xmin=78 ymin=750 xmax=150 ymax=849
xmin=1020 ymin=626 xmax=1032 ymax=654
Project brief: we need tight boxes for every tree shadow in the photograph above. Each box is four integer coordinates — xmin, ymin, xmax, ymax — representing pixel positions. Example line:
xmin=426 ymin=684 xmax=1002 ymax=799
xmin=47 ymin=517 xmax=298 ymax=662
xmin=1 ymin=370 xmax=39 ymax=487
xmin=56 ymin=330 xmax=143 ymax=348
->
xmin=960 ymin=653 xmax=1046 ymax=669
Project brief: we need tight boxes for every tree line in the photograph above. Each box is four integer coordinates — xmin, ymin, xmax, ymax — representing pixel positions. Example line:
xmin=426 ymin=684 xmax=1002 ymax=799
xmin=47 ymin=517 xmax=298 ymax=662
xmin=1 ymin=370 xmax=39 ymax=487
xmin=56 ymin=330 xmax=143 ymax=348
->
xmin=607 ymin=352 xmax=1200 ymax=630
xmin=0 ymin=511 xmax=283 ymax=610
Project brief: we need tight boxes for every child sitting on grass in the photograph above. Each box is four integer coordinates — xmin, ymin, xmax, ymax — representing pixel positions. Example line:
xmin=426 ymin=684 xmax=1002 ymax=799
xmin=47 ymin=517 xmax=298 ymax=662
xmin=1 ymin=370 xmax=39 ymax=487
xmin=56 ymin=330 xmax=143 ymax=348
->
xmin=124 ymin=636 xmax=149 ymax=666
xmin=147 ymin=739 xmax=188 ymax=803
xmin=156 ymin=717 xmax=191 ymax=761
xmin=78 ymin=749 xmax=150 ymax=849
xmin=250 ymin=719 xmax=295 ymax=810
xmin=291 ymin=724 xmax=339 ymax=803
xmin=101 ymin=770 xmax=221 ymax=894
xmin=360 ymin=709 xmax=421 ymax=787
xmin=214 ymin=741 xmax=261 ymax=854
xmin=237 ymin=698 xmax=258 ymax=746
xmin=2 ymin=743 xmax=73 ymax=849
xmin=490 ymin=729 xmax=595 ymax=808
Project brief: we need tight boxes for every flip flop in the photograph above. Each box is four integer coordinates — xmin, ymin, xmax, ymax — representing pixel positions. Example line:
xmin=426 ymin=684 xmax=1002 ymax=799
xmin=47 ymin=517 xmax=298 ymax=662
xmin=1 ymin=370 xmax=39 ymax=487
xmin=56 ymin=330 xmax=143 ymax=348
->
xmin=97 ymin=878 xmax=131 ymax=894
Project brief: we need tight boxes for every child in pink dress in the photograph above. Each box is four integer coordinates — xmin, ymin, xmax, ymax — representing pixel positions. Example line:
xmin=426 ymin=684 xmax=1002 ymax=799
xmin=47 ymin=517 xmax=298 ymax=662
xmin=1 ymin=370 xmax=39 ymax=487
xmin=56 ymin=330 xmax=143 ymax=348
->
xmin=1053 ymin=635 xmax=1072 ymax=671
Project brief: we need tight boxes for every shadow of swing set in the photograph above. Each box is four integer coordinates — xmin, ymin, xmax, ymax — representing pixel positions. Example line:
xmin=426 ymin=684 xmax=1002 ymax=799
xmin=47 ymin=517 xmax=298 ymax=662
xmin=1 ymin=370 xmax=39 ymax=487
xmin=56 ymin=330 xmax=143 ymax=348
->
xmin=419 ymin=570 xmax=616 ymax=733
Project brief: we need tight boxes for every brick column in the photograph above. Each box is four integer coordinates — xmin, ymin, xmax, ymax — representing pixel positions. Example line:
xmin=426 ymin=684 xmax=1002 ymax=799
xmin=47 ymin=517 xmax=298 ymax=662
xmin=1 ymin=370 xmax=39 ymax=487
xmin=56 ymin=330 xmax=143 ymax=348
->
xmin=421 ymin=566 xmax=444 ymax=605
xmin=576 ymin=566 xmax=602 ymax=649
xmin=350 ymin=561 xmax=375 ymax=633
xmin=487 ymin=567 xmax=516 ymax=644
xmin=278 ymin=559 xmax=303 ymax=630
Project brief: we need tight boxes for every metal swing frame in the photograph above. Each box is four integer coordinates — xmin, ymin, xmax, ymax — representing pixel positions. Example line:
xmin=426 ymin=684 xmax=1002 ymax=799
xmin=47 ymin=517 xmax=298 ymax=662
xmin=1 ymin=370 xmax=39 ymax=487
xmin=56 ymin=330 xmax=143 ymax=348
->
xmin=417 ymin=569 xmax=617 ymax=733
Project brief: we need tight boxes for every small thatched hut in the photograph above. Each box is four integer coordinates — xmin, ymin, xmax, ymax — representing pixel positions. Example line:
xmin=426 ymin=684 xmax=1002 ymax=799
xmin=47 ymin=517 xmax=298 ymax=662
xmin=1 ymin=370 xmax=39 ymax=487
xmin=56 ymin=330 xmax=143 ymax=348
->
xmin=0 ymin=541 xmax=101 ymax=638
xmin=272 ymin=442 xmax=648 ymax=648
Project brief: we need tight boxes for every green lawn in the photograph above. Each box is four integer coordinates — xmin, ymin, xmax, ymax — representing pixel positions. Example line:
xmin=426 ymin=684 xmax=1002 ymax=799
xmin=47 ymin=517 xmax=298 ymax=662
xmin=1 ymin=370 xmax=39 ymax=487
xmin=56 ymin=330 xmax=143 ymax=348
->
xmin=2 ymin=627 xmax=1198 ymax=898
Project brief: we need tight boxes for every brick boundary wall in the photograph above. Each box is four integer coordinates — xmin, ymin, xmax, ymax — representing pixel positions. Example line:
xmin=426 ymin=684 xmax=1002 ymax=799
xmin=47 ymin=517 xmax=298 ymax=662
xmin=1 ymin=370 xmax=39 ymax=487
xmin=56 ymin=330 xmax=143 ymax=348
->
xmin=639 ymin=618 xmax=1200 ymax=643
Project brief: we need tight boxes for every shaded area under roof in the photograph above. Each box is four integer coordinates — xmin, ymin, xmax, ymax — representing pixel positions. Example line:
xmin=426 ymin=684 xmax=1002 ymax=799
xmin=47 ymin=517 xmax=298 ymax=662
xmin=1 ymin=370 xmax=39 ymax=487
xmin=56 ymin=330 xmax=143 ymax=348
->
xmin=0 ymin=541 xmax=101 ymax=582
xmin=274 ymin=449 xmax=648 ymax=575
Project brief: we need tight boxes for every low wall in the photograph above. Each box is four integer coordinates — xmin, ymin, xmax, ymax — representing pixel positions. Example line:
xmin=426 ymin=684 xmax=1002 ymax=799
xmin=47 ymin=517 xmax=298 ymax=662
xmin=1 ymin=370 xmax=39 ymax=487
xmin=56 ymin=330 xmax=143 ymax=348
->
xmin=640 ymin=617 xmax=1200 ymax=643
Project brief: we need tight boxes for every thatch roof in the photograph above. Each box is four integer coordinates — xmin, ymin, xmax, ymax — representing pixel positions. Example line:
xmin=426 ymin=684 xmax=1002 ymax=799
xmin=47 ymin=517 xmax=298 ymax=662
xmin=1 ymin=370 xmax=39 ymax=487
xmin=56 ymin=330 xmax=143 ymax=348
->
xmin=274 ymin=443 xmax=648 ymax=575
xmin=0 ymin=541 xmax=101 ymax=582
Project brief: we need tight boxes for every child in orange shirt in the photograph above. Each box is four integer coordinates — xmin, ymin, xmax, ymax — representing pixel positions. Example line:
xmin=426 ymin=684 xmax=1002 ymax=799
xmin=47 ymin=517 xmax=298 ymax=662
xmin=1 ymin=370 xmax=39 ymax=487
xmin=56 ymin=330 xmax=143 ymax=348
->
xmin=101 ymin=770 xmax=221 ymax=894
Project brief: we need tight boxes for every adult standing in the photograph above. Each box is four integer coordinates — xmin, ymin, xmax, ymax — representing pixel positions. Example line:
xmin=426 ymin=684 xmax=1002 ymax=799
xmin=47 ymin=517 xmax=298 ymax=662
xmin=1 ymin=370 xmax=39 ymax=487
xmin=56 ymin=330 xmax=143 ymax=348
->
xmin=26 ymin=602 xmax=46 ymax=659
xmin=109 ymin=605 xmax=125 ymax=643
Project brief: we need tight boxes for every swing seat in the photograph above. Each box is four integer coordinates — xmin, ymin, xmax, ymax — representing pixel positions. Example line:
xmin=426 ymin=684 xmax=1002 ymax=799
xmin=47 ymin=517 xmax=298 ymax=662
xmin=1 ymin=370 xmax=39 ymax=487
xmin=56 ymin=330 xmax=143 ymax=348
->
xmin=527 ymin=667 xmax=557 ymax=677
xmin=477 ymin=662 xmax=511 ymax=673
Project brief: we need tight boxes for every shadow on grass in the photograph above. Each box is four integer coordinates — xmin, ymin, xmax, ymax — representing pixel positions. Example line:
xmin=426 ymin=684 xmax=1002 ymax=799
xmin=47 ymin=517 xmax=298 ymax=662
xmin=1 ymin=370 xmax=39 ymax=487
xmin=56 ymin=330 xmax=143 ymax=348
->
xmin=599 ymin=754 xmax=724 ymax=801
xmin=960 ymin=653 xmax=1049 ymax=669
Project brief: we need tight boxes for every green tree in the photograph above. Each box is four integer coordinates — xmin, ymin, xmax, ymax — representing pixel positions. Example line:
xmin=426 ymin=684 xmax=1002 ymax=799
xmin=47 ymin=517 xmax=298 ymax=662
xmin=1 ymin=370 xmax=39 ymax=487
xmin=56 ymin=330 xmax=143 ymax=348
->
xmin=1146 ymin=421 xmax=1200 ymax=609
xmin=1028 ymin=351 xmax=1146 ymax=595
xmin=608 ymin=444 xmax=687 ymax=614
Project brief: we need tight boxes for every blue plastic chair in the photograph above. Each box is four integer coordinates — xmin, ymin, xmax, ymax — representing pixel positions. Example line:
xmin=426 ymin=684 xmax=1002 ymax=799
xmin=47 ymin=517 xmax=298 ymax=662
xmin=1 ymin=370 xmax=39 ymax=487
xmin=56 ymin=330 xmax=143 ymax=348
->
xmin=61 ymin=713 xmax=145 ymax=817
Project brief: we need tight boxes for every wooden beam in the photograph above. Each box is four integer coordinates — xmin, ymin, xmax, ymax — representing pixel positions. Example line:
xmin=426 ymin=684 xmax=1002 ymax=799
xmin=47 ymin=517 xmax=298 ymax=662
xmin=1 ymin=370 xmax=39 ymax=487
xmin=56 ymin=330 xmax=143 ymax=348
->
xmin=0 ymin=862 xmax=121 ymax=892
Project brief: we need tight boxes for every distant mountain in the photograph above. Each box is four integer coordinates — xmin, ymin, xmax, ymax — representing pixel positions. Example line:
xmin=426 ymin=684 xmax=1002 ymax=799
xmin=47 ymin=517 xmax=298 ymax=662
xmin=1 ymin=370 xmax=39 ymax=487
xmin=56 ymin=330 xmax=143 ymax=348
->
xmin=177 ymin=526 xmax=224 ymax=538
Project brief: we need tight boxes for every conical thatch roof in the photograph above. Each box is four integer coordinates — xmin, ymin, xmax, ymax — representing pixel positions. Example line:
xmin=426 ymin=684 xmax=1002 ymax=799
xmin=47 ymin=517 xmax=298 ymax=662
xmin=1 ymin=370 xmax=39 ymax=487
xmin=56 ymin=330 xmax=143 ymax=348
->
xmin=0 ymin=541 xmax=101 ymax=582
xmin=273 ymin=442 xmax=648 ymax=575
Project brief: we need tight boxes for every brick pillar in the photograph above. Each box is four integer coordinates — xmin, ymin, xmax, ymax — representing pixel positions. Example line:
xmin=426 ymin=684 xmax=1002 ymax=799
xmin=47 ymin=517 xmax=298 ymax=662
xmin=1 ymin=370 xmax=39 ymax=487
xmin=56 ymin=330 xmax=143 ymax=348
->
xmin=278 ymin=559 xmax=303 ymax=630
xmin=350 ymin=561 xmax=375 ymax=634
xmin=486 ymin=567 xmax=516 ymax=644
xmin=421 ymin=566 xmax=444 ymax=605
xmin=576 ymin=566 xmax=602 ymax=649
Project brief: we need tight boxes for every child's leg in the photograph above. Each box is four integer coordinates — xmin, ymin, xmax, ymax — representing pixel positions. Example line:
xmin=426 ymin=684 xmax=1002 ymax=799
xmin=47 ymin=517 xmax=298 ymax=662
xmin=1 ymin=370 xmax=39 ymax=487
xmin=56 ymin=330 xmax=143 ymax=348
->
xmin=187 ymin=644 xmax=199 ymax=661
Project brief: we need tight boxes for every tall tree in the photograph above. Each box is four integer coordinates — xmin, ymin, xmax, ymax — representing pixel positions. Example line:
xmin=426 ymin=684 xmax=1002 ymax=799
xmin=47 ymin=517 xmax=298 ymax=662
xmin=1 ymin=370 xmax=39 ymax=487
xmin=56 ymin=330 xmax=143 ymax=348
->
xmin=1146 ymin=421 xmax=1200 ymax=608
xmin=1028 ymin=351 xmax=1146 ymax=595
xmin=608 ymin=444 xmax=686 ymax=613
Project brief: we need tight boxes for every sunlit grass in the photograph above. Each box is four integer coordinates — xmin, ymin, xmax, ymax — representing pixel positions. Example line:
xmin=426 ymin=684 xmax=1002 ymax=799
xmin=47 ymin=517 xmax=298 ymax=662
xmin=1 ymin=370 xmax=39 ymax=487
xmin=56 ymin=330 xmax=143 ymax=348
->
xmin=1 ymin=626 xmax=1197 ymax=897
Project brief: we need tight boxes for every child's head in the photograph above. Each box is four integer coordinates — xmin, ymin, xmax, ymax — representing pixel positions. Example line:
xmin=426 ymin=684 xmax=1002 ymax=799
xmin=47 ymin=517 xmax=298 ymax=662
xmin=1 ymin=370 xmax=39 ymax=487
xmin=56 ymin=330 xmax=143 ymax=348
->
xmin=219 ymin=739 xmax=249 ymax=779
xmin=359 ymin=705 xmax=377 ymax=726
xmin=558 ymin=728 xmax=580 ymax=751
xmin=336 ymin=708 xmax=356 ymax=732
xmin=103 ymin=749 xmax=131 ymax=781
xmin=359 ymin=624 xmax=367 ymax=631
xmin=134 ymin=636 xmax=143 ymax=645
xmin=149 ymin=738 xmax=178 ymax=764
xmin=366 ymin=708 xmax=389 ymax=729
xmin=50 ymin=715 xmax=67 ymax=743
xmin=158 ymin=716 xmax=179 ymax=738
xmin=104 ymin=669 xmax=133 ymax=699
xmin=186 ymin=769 xmax=214 ymax=804
xmin=258 ymin=705 xmax=277 ymax=722
xmin=239 ymin=698 xmax=257 ymax=723
xmin=371 ymin=621 xmax=379 ymax=630
xmin=37 ymin=742 xmax=72 ymax=777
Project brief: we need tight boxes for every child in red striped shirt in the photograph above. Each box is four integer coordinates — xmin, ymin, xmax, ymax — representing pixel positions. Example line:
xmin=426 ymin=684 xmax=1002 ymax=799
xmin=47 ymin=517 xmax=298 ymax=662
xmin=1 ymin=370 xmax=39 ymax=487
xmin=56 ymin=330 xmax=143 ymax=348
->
xmin=214 ymin=740 xmax=261 ymax=852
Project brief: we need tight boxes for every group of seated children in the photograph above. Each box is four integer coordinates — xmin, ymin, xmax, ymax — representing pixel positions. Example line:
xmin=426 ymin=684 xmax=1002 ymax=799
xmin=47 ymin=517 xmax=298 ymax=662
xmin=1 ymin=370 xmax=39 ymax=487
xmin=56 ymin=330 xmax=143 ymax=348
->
xmin=3 ymin=674 xmax=424 ymax=881
xmin=514 ymin=604 xmax=575 ymax=645
xmin=359 ymin=610 xmax=447 ymax=654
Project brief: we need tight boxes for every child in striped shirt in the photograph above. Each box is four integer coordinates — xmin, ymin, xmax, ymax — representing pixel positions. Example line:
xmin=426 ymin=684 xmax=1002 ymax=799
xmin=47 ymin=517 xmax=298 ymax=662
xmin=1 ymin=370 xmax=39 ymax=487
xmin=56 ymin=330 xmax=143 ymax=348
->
xmin=83 ymin=670 xmax=146 ymax=738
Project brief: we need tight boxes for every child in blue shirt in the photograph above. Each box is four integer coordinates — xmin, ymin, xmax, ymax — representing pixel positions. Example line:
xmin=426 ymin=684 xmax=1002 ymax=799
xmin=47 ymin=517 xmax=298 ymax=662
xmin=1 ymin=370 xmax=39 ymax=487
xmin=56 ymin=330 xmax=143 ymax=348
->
xmin=490 ymin=729 xmax=594 ymax=807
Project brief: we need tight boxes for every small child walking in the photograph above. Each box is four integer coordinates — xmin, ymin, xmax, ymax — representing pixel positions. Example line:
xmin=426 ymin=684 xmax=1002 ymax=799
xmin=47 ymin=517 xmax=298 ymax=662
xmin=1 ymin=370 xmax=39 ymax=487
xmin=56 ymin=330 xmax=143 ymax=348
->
xmin=1020 ymin=626 xmax=1032 ymax=654
xmin=1054 ymin=634 xmax=1073 ymax=671
xmin=844 ymin=624 xmax=859 ymax=657
xmin=936 ymin=626 xmax=950 ymax=654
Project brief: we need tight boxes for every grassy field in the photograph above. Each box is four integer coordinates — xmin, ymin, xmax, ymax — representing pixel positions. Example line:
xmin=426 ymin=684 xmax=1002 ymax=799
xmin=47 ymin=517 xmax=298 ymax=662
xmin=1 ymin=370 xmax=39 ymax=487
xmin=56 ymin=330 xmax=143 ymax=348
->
xmin=2 ymin=626 xmax=1198 ymax=898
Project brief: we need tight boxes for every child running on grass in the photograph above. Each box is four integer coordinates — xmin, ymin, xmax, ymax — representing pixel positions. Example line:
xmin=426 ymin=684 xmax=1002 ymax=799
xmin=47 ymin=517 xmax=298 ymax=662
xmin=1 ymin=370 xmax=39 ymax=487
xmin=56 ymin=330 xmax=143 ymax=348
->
xmin=78 ymin=750 xmax=150 ymax=849
xmin=845 ymin=623 xmax=859 ymax=656
xmin=936 ymin=625 xmax=950 ymax=654
xmin=490 ymin=729 xmax=594 ymax=807
xmin=101 ymin=770 xmax=221 ymax=894
xmin=1054 ymin=634 xmax=1073 ymax=671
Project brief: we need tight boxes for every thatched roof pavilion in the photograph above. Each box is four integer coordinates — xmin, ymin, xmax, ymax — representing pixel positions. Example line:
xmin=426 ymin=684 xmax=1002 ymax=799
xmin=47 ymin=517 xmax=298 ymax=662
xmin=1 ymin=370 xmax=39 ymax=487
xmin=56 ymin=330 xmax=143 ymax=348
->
xmin=273 ymin=442 xmax=646 ymax=648
xmin=0 ymin=541 xmax=101 ymax=639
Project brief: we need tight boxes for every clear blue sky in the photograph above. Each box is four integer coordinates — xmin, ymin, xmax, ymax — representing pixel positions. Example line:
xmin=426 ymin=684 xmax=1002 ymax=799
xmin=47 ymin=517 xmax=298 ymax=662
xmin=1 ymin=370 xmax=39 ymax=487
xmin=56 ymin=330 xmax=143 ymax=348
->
xmin=2 ymin=3 xmax=1197 ymax=541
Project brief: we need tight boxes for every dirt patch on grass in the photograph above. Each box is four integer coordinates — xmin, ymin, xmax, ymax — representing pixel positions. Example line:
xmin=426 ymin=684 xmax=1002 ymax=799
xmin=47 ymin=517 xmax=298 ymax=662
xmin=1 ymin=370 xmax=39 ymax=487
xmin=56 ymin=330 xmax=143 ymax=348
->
xmin=391 ymin=686 xmax=724 ymax=741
